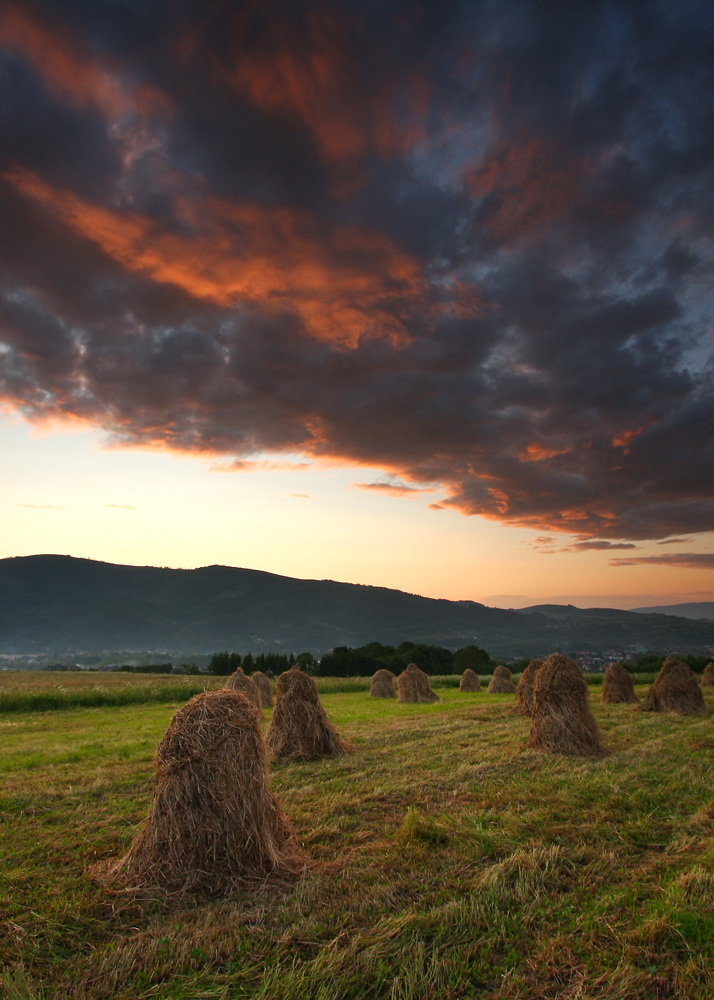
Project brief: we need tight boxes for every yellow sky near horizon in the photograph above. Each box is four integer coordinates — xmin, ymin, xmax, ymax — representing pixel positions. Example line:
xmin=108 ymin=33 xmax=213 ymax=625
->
xmin=2 ymin=418 xmax=714 ymax=610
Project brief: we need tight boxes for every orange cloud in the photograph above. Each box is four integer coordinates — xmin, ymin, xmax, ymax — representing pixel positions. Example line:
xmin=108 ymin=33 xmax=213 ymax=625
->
xmin=353 ymin=480 xmax=434 ymax=497
xmin=466 ymin=138 xmax=583 ymax=238
xmin=519 ymin=442 xmax=570 ymax=462
xmin=0 ymin=5 xmax=171 ymax=120
xmin=5 ymin=167 xmax=434 ymax=347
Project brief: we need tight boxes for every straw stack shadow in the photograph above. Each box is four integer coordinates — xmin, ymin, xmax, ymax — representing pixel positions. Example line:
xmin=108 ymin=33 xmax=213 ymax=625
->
xmin=529 ymin=653 xmax=609 ymax=757
xmin=397 ymin=663 xmax=440 ymax=703
xmin=107 ymin=690 xmax=305 ymax=894
xmin=601 ymin=662 xmax=639 ymax=704
xmin=641 ymin=656 xmax=706 ymax=714
xmin=488 ymin=665 xmax=517 ymax=694
xmin=265 ymin=668 xmax=350 ymax=760
xmin=459 ymin=668 xmax=481 ymax=692
xmin=369 ymin=669 xmax=397 ymax=698
xmin=511 ymin=658 xmax=543 ymax=715
xmin=225 ymin=667 xmax=263 ymax=712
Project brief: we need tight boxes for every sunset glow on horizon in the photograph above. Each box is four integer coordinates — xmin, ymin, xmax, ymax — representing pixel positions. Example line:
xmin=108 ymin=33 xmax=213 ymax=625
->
xmin=1 ymin=0 xmax=713 ymax=611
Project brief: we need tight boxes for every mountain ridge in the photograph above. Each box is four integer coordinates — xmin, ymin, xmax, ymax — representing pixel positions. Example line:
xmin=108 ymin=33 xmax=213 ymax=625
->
xmin=2 ymin=554 xmax=714 ymax=658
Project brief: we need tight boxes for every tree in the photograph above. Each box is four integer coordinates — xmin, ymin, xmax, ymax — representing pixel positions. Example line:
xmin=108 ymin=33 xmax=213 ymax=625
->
xmin=208 ymin=651 xmax=241 ymax=675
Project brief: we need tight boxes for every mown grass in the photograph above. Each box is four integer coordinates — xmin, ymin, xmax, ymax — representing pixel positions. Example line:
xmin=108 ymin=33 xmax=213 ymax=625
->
xmin=0 ymin=670 xmax=659 ymax=713
xmin=1 ymin=680 xmax=713 ymax=999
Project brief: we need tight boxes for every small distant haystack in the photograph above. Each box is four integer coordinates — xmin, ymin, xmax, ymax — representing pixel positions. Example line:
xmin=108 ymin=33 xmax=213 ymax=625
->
xmin=511 ymin=658 xmax=543 ymax=715
xmin=601 ymin=662 xmax=639 ymax=704
xmin=460 ymin=668 xmax=481 ymax=692
xmin=488 ymin=665 xmax=517 ymax=694
xmin=701 ymin=662 xmax=714 ymax=687
xmin=225 ymin=667 xmax=263 ymax=712
xmin=397 ymin=663 xmax=441 ymax=704
xmin=641 ymin=656 xmax=706 ymax=714
xmin=251 ymin=671 xmax=274 ymax=708
xmin=109 ymin=690 xmax=304 ymax=894
xmin=265 ymin=668 xmax=349 ymax=760
xmin=529 ymin=653 xmax=608 ymax=757
xmin=370 ymin=668 xmax=397 ymax=698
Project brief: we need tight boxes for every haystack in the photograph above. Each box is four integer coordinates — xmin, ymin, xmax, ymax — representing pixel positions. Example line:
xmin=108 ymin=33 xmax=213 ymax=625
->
xmin=251 ymin=670 xmax=274 ymax=708
xmin=397 ymin=663 xmax=441 ymax=703
xmin=701 ymin=662 xmax=714 ymax=687
xmin=265 ymin=668 xmax=349 ymax=760
xmin=487 ymin=664 xmax=517 ymax=694
xmin=511 ymin=658 xmax=543 ymax=715
xmin=109 ymin=690 xmax=304 ymax=894
xmin=529 ymin=653 xmax=608 ymax=757
xmin=641 ymin=656 xmax=706 ymax=714
xmin=459 ymin=668 xmax=481 ymax=692
xmin=225 ymin=667 xmax=262 ymax=711
xmin=601 ymin=662 xmax=639 ymax=704
xmin=370 ymin=668 xmax=397 ymax=698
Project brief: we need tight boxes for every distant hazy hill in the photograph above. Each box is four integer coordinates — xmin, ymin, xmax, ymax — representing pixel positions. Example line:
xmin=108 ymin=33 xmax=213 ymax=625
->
xmin=631 ymin=602 xmax=714 ymax=621
xmin=2 ymin=555 xmax=714 ymax=657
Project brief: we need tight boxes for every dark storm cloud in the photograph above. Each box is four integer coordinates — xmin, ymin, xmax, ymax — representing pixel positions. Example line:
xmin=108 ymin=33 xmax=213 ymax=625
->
xmin=1 ymin=0 xmax=713 ymax=540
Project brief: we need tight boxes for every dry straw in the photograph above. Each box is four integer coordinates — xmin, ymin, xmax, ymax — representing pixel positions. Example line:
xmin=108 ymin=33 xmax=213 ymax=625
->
xmin=459 ymin=668 xmax=481 ymax=692
xmin=601 ymin=662 xmax=639 ymax=704
xmin=701 ymin=662 xmax=714 ymax=687
xmin=225 ymin=667 xmax=262 ymax=712
xmin=511 ymin=658 xmax=543 ymax=715
xmin=108 ymin=690 xmax=305 ymax=894
xmin=487 ymin=664 xmax=517 ymax=694
xmin=265 ymin=668 xmax=349 ymax=760
xmin=369 ymin=668 xmax=397 ymax=698
xmin=529 ymin=653 xmax=608 ymax=757
xmin=641 ymin=655 xmax=706 ymax=714
xmin=251 ymin=670 xmax=274 ymax=708
xmin=397 ymin=662 xmax=440 ymax=703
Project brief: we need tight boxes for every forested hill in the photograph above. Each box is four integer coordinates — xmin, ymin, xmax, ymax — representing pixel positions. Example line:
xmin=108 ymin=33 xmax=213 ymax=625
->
xmin=2 ymin=555 xmax=714 ymax=657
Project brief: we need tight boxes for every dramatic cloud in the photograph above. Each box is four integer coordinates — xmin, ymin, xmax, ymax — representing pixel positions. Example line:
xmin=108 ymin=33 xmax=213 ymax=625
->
xmin=611 ymin=554 xmax=714 ymax=569
xmin=1 ymin=0 xmax=713 ymax=541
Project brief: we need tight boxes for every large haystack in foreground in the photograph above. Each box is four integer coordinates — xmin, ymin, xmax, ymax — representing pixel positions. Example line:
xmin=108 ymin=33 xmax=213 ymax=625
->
xmin=251 ymin=671 xmax=274 ymax=708
xmin=641 ymin=656 xmax=706 ymax=714
xmin=109 ymin=690 xmax=304 ymax=894
xmin=601 ymin=662 xmax=639 ymax=704
xmin=370 ymin=668 xmax=397 ymax=698
xmin=529 ymin=653 xmax=608 ymax=757
xmin=225 ymin=667 xmax=262 ymax=711
xmin=397 ymin=663 xmax=441 ymax=703
xmin=701 ymin=662 xmax=714 ymax=687
xmin=488 ymin=664 xmax=517 ymax=694
xmin=459 ymin=668 xmax=481 ymax=692
xmin=511 ymin=658 xmax=543 ymax=715
xmin=265 ymin=668 xmax=349 ymax=760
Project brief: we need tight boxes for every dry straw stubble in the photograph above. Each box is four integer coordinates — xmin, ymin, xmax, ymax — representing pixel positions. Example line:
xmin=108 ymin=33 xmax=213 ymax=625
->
xmin=397 ymin=663 xmax=440 ymax=703
xmin=265 ymin=668 xmax=349 ymax=760
xmin=511 ymin=658 xmax=543 ymax=715
xmin=487 ymin=664 xmax=517 ymax=694
xmin=601 ymin=661 xmax=639 ymax=704
xmin=107 ymin=689 xmax=305 ymax=895
xmin=529 ymin=653 xmax=608 ymax=757
xmin=369 ymin=668 xmax=397 ymax=698
xmin=459 ymin=668 xmax=481 ymax=692
xmin=641 ymin=655 xmax=706 ymax=714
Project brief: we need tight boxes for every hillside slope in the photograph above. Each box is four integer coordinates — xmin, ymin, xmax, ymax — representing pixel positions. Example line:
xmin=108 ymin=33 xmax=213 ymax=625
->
xmin=2 ymin=555 xmax=714 ymax=656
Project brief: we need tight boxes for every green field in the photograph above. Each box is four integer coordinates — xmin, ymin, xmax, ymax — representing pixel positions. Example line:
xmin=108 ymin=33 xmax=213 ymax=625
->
xmin=1 ymin=673 xmax=713 ymax=999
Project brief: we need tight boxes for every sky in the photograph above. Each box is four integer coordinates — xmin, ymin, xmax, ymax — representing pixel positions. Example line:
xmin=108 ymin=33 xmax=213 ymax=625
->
xmin=1 ymin=0 xmax=713 ymax=609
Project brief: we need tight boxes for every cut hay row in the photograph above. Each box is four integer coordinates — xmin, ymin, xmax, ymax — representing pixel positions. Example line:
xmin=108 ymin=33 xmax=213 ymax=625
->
xmin=92 ymin=652 xmax=710 ymax=900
